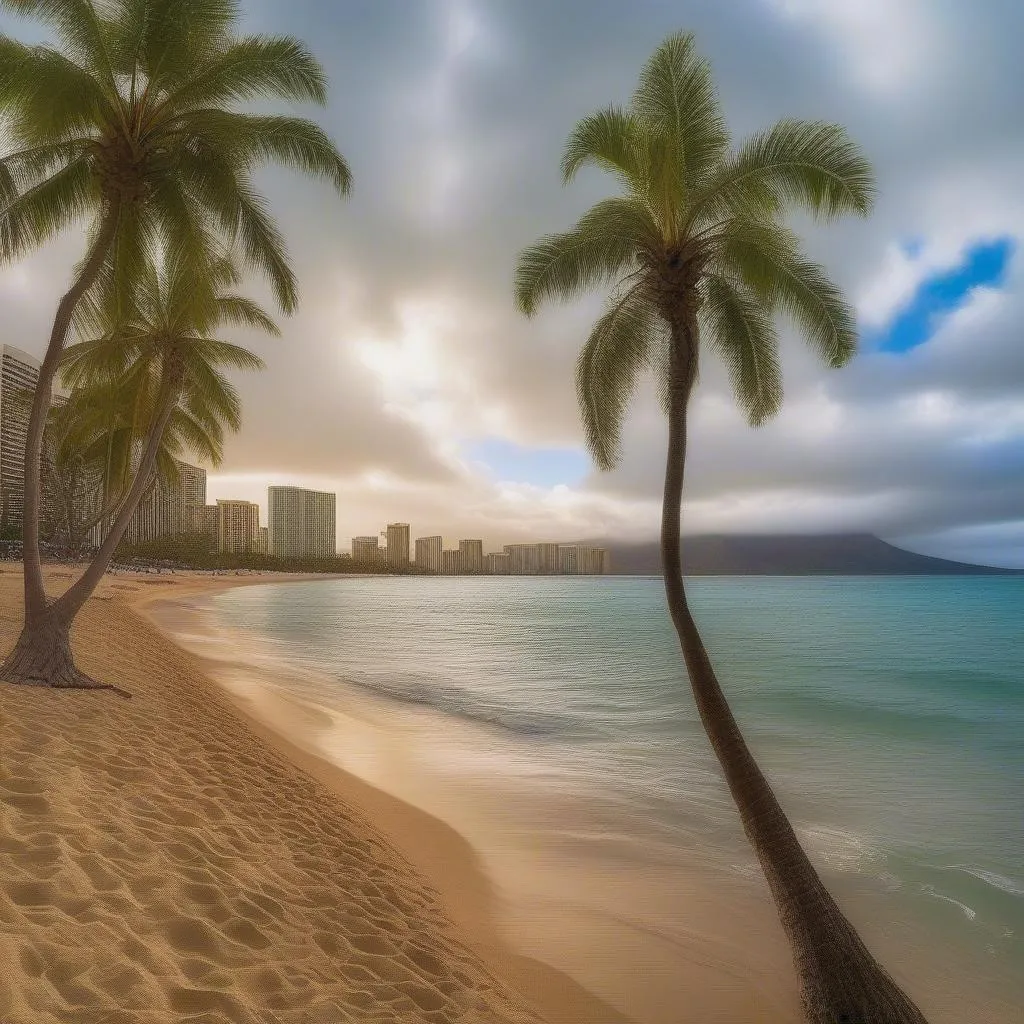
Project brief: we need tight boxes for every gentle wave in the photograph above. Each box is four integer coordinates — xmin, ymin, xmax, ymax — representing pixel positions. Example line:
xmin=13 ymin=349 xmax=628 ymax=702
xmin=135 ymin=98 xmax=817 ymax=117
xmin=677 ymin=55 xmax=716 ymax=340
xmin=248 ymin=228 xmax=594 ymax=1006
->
xmin=340 ymin=670 xmax=592 ymax=738
xmin=209 ymin=575 xmax=1024 ymax=981
xmin=946 ymin=866 xmax=1024 ymax=899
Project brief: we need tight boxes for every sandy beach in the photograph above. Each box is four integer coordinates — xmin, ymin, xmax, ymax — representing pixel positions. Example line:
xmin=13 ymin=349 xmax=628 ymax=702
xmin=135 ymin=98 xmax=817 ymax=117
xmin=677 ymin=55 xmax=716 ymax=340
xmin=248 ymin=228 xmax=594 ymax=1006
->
xmin=0 ymin=566 xmax=645 ymax=1023
xmin=7 ymin=568 xmax=1012 ymax=1024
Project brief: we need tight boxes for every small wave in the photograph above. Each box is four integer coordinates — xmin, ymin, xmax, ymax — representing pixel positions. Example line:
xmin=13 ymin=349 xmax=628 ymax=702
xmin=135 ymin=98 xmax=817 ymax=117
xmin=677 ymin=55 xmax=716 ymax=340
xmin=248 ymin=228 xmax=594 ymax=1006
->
xmin=945 ymin=865 xmax=1024 ymax=898
xmin=921 ymin=884 xmax=978 ymax=921
xmin=343 ymin=671 xmax=583 ymax=738
xmin=799 ymin=824 xmax=885 ymax=873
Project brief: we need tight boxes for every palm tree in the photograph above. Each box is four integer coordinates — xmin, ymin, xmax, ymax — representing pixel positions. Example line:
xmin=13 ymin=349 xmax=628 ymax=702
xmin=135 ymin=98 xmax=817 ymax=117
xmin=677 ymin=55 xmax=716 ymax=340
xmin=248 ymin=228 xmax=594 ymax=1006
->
xmin=1 ymin=241 xmax=275 ymax=689
xmin=0 ymin=0 xmax=349 ymax=686
xmin=515 ymin=32 xmax=929 ymax=1024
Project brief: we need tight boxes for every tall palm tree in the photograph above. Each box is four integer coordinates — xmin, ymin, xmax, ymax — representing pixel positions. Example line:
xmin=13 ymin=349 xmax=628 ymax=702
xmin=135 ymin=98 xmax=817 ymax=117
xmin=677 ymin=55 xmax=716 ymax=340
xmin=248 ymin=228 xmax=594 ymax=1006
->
xmin=515 ymin=32 xmax=929 ymax=1024
xmin=0 ymin=0 xmax=349 ymax=686
xmin=2 ymin=241 xmax=275 ymax=689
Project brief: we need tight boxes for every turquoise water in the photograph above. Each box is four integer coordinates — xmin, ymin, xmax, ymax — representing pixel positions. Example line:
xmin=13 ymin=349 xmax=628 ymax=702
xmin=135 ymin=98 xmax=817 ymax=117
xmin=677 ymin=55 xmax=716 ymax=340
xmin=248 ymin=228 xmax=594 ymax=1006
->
xmin=209 ymin=575 xmax=1023 ymax=993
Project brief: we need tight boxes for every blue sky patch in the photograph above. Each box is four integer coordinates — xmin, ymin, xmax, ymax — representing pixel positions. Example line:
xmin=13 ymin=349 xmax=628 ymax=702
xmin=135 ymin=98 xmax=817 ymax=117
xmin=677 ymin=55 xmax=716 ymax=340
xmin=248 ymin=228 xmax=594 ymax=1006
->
xmin=875 ymin=236 xmax=1014 ymax=353
xmin=468 ymin=438 xmax=591 ymax=488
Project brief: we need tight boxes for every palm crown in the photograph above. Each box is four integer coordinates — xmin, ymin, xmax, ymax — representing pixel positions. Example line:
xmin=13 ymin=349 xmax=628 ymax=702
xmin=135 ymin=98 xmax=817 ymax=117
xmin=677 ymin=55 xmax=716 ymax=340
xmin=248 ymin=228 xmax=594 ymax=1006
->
xmin=515 ymin=31 xmax=875 ymax=470
xmin=60 ymin=240 xmax=276 ymax=499
xmin=0 ymin=0 xmax=352 ymax=311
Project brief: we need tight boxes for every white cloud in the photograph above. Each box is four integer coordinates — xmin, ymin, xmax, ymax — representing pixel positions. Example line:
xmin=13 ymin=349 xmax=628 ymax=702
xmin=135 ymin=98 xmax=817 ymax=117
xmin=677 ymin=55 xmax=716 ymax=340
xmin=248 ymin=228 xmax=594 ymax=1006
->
xmin=766 ymin=0 xmax=941 ymax=93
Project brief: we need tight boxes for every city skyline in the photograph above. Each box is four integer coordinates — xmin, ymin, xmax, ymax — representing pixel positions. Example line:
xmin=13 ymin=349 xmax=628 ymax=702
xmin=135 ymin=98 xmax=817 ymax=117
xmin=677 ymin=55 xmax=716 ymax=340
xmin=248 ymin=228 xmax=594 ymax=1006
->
xmin=3 ymin=2 xmax=1023 ymax=567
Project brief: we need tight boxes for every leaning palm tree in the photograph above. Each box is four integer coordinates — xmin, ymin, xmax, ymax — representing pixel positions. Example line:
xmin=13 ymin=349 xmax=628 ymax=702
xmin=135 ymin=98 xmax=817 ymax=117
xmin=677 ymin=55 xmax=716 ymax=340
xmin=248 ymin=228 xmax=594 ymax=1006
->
xmin=515 ymin=32 xmax=929 ymax=1024
xmin=0 ymin=0 xmax=349 ymax=686
xmin=1 ymin=241 xmax=275 ymax=689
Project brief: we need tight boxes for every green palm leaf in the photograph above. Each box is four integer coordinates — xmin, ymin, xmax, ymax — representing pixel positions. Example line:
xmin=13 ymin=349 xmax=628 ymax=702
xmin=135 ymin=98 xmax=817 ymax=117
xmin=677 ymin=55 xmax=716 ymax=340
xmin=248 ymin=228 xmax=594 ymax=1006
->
xmin=702 ymin=274 xmax=782 ymax=425
xmin=576 ymin=285 xmax=661 ymax=470
xmin=515 ymin=198 xmax=655 ymax=316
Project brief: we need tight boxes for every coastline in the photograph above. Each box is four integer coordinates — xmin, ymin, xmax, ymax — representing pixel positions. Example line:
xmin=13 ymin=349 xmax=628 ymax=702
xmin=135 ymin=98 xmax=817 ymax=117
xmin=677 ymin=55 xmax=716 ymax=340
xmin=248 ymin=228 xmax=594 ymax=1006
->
xmin=0 ymin=565 xmax=627 ymax=1024
xmin=134 ymin=571 xmax=806 ymax=1024
xmin=130 ymin=571 xmax=632 ymax=1024
xmin=132 ymin=572 xmax=1024 ymax=1024
xmin=5 ymin=568 xmax=1015 ymax=1022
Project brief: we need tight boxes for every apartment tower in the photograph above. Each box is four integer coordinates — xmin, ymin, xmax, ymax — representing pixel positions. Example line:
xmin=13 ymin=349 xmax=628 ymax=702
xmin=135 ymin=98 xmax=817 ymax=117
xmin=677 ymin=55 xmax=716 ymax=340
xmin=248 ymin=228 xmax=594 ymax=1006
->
xmin=217 ymin=499 xmax=259 ymax=554
xmin=385 ymin=522 xmax=410 ymax=566
xmin=459 ymin=539 xmax=484 ymax=573
xmin=414 ymin=535 xmax=443 ymax=572
xmin=0 ymin=345 xmax=41 ymax=533
xmin=267 ymin=486 xmax=336 ymax=558
xmin=123 ymin=461 xmax=207 ymax=546
xmin=351 ymin=536 xmax=380 ymax=563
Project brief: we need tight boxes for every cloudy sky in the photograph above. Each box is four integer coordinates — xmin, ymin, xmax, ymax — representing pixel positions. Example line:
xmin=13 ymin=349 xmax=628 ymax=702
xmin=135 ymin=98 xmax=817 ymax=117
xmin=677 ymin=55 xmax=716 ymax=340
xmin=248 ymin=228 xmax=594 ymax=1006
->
xmin=3 ymin=0 xmax=1023 ymax=566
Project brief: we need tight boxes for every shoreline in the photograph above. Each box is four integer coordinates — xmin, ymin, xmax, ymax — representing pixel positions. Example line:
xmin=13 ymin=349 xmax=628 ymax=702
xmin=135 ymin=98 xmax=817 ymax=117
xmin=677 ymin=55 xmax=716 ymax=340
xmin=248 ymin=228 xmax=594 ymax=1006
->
xmin=3 ymin=567 xmax=1017 ymax=1022
xmin=134 ymin=571 xmax=806 ymax=1024
xmin=130 ymin=572 xmax=631 ymax=1024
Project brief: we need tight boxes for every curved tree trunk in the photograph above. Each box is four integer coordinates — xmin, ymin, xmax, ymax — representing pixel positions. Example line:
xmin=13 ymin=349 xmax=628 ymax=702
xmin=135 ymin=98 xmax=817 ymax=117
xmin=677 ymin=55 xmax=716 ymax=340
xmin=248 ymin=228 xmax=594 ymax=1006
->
xmin=662 ymin=318 xmax=929 ymax=1024
xmin=21 ymin=203 xmax=122 ymax=621
xmin=2 ymin=378 xmax=178 ymax=694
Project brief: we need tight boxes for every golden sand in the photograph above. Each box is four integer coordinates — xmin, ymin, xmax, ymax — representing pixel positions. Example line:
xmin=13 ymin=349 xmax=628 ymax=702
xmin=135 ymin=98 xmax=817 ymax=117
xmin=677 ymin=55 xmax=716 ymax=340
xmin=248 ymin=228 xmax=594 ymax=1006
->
xmin=0 ymin=568 xmax=560 ymax=1023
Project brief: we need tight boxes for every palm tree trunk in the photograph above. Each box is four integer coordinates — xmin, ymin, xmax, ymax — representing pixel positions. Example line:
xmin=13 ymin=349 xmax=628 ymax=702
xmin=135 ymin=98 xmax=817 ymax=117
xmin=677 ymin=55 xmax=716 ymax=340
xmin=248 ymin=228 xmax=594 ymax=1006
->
xmin=21 ymin=202 xmax=122 ymax=621
xmin=661 ymin=317 xmax=929 ymax=1024
xmin=1 ymin=383 xmax=177 ymax=695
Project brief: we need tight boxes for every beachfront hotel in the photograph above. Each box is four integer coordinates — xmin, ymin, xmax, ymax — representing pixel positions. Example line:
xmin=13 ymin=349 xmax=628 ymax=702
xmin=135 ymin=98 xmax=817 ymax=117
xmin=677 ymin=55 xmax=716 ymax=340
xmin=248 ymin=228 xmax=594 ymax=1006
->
xmin=351 ymin=535 xmax=381 ymax=562
xmin=0 ymin=344 xmax=41 ymax=533
xmin=267 ymin=485 xmax=336 ymax=558
xmin=217 ymin=499 xmax=260 ymax=554
xmin=414 ymin=535 xmax=442 ymax=572
xmin=123 ymin=461 xmax=207 ymax=546
xmin=459 ymin=539 xmax=484 ymax=572
xmin=385 ymin=522 xmax=410 ymax=566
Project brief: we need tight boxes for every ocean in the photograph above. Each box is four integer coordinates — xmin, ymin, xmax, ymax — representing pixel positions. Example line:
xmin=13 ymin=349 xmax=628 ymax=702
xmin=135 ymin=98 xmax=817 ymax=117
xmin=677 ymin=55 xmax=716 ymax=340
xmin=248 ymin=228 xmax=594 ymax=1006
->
xmin=203 ymin=575 xmax=1024 ymax=1018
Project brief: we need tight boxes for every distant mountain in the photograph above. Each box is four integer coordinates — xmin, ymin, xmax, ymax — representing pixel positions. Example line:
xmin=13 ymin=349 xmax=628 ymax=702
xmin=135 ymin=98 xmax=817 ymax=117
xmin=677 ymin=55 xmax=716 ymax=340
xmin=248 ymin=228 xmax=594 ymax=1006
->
xmin=594 ymin=533 xmax=1020 ymax=576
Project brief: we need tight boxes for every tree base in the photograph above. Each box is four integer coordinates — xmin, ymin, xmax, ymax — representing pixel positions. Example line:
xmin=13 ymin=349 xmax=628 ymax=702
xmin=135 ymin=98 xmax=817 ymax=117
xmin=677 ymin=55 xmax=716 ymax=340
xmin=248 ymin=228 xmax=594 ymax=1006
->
xmin=0 ymin=618 xmax=131 ymax=698
xmin=796 ymin=907 xmax=930 ymax=1024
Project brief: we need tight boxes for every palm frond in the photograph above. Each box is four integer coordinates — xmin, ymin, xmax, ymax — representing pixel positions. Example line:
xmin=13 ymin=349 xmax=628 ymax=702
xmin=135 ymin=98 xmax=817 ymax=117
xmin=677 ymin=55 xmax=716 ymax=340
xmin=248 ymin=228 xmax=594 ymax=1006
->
xmin=631 ymin=31 xmax=729 ymax=186
xmin=702 ymin=274 xmax=782 ymax=425
xmin=714 ymin=219 xmax=857 ymax=367
xmin=134 ymin=0 xmax=239 ymax=86
xmin=164 ymin=34 xmax=329 ymax=111
xmin=215 ymin=295 xmax=279 ymax=336
xmin=515 ymin=197 xmax=655 ymax=316
xmin=180 ymin=111 xmax=351 ymax=195
xmin=576 ymin=284 xmax=661 ymax=470
xmin=0 ymin=0 xmax=116 ymax=88
xmin=560 ymin=106 xmax=645 ymax=189
xmin=690 ymin=119 xmax=875 ymax=228
xmin=0 ymin=155 xmax=95 ymax=261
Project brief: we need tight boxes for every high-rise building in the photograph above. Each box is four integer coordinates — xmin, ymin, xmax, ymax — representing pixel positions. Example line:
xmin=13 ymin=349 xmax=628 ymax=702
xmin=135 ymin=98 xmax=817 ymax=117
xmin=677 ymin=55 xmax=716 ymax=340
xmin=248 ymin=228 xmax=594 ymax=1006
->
xmin=352 ymin=535 xmax=380 ymax=563
xmin=193 ymin=504 xmax=220 ymax=543
xmin=124 ymin=460 xmax=207 ymax=545
xmin=217 ymin=499 xmax=259 ymax=554
xmin=458 ymin=539 xmax=484 ymax=573
xmin=503 ymin=543 xmax=539 ymax=575
xmin=267 ymin=486 xmax=336 ymax=558
xmin=255 ymin=526 xmax=269 ymax=554
xmin=559 ymin=545 xmax=578 ymax=574
xmin=0 ymin=345 xmax=41 ymax=532
xmin=441 ymin=548 xmax=461 ymax=575
xmin=565 ymin=544 xmax=608 ymax=574
xmin=537 ymin=542 xmax=560 ymax=574
xmin=414 ymin=535 xmax=442 ymax=572
xmin=385 ymin=522 xmax=410 ymax=566
xmin=485 ymin=551 xmax=510 ymax=574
